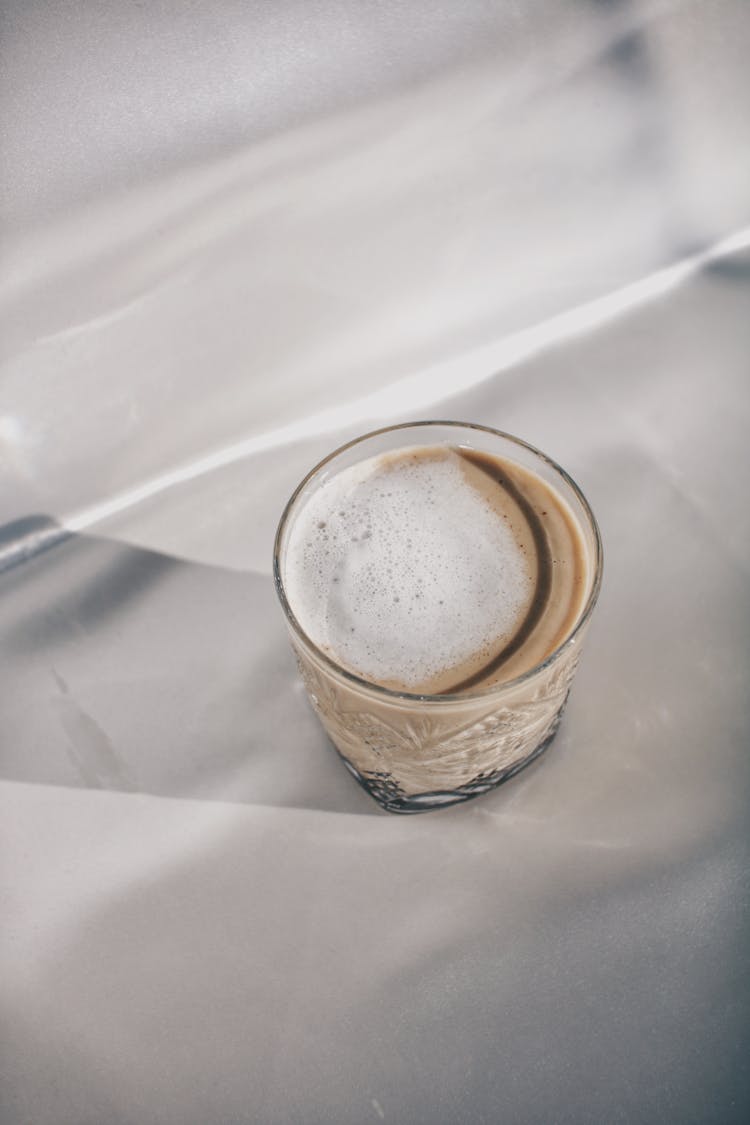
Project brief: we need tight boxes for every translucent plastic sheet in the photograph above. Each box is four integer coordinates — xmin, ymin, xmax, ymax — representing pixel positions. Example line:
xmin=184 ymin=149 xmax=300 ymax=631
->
xmin=1 ymin=3 xmax=749 ymax=1122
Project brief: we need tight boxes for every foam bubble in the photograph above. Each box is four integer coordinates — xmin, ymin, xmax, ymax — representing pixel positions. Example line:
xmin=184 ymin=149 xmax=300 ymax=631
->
xmin=283 ymin=448 xmax=533 ymax=689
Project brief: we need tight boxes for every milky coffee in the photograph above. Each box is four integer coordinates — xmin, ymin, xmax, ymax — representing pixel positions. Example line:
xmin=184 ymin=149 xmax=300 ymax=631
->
xmin=283 ymin=445 xmax=588 ymax=695
xmin=275 ymin=426 xmax=601 ymax=811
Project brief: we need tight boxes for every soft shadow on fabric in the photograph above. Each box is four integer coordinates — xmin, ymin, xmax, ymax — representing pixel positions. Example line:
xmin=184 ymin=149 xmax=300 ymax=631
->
xmin=0 ymin=516 xmax=378 ymax=815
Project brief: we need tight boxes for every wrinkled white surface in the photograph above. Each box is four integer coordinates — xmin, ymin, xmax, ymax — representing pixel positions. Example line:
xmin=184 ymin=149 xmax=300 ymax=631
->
xmin=1 ymin=2 xmax=749 ymax=1123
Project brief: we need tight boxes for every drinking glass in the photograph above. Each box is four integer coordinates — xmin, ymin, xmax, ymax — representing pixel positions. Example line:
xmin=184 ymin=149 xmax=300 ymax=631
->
xmin=274 ymin=422 xmax=602 ymax=812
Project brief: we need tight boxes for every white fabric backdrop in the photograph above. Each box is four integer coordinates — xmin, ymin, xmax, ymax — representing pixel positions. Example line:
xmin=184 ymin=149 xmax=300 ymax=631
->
xmin=1 ymin=2 xmax=749 ymax=1122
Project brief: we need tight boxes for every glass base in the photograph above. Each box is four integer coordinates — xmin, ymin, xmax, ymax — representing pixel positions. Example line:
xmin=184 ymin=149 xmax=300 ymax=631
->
xmin=338 ymin=710 xmax=564 ymax=814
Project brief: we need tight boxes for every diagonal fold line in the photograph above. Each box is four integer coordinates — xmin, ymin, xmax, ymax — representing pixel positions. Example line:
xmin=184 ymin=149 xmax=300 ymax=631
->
xmin=60 ymin=225 xmax=750 ymax=536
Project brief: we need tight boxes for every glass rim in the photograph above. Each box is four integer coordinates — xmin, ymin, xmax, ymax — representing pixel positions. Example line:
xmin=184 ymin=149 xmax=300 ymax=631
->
xmin=273 ymin=421 xmax=603 ymax=705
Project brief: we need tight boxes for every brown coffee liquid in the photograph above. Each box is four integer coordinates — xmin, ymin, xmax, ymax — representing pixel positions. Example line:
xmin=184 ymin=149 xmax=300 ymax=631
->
xmin=436 ymin=447 xmax=588 ymax=692
xmin=283 ymin=443 xmax=591 ymax=696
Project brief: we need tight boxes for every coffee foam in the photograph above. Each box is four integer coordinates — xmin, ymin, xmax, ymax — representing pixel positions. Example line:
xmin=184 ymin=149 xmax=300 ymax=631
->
xmin=283 ymin=448 xmax=534 ymax=690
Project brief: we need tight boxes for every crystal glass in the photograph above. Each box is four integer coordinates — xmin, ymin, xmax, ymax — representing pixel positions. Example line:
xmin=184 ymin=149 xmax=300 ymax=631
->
xmin=274 ymin=422 xmax=603 ymax=812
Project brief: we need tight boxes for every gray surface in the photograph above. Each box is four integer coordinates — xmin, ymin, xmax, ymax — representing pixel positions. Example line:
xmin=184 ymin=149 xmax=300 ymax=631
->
xmin=1 ymin=2 xmax=749 ymax=1123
